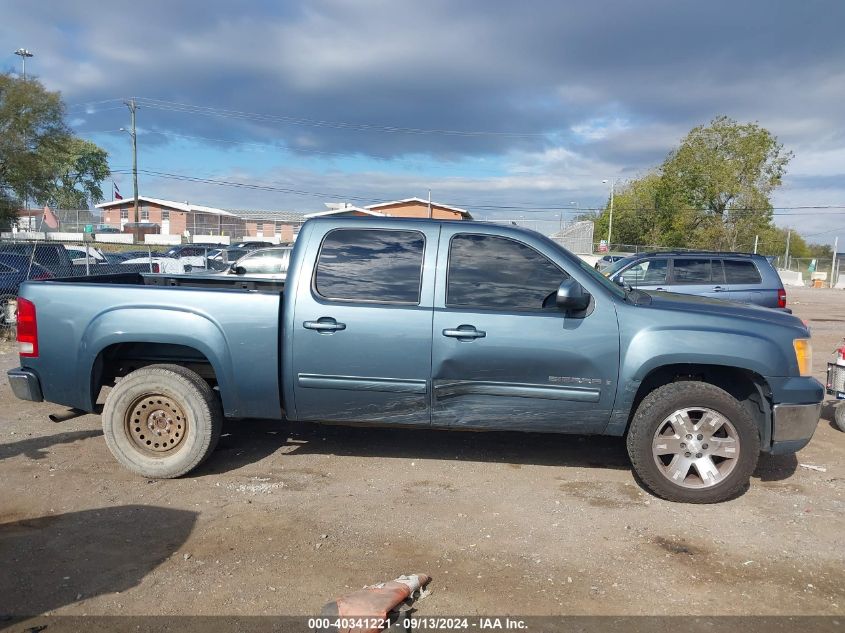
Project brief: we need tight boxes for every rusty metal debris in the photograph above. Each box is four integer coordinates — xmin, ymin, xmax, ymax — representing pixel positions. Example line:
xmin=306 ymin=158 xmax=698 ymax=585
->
xmin=318 ymin=573 xmax=431 ymax=633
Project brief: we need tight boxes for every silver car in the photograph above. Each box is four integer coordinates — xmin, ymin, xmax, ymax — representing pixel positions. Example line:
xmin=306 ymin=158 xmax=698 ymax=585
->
xmin=227 ymin=246 xmax=292 ymax=279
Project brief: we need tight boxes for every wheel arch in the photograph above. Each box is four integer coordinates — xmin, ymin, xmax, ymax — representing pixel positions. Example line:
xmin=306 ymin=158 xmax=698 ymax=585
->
xmin=81 ymin=308 xmax=235 ymax=414
xmin=612 ymin=363 xmax=772 ymax=447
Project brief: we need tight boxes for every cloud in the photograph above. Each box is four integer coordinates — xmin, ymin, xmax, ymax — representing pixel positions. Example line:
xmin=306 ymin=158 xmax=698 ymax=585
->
xmin=3 ymin=0 xmax=845 ymax=240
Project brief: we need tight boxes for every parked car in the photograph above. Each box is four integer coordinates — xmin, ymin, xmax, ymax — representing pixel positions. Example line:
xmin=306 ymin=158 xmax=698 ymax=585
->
xmin=225 ymin=246 xmax=292 ymax=279
xmin=64 ymin=245 xmax=107 ymax=265
xmin=120 ymin=256 xmax=185 ymax=274
xmin=0 ymin=253 xmax=53 ymax=328
xmin=7 ymin=219 xmax=822 ymax=503
xmin=100 ymin=252 xmax=133 ymax=264
xmin=594 ymin=254 xmax=629 ymax=271
xmin=231 ymin=240 xmax=274 ymax=249
xmin=603 ymin=251 xmax=788 ymax=310
xmin=0 ymin=243 xmax=74 ymax=269
xmin=209 ymin=247 xmax=249 ymax=263
xmin=163 ymin=244 xmax=227 ymax=270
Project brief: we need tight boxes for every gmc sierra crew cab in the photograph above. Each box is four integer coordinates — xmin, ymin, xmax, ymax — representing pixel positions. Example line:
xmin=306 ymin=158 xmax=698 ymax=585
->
xmin=6 ymin=218 xmax=824 ymax=503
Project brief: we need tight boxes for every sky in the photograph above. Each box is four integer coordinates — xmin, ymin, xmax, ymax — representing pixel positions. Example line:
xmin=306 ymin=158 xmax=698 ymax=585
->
xmin=2 ymin=0 xmax=845 ymax=242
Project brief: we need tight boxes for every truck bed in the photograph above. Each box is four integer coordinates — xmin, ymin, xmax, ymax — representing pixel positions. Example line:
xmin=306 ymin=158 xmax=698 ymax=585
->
xmin=47 ymin=271 xmax=285 ymax=293
xmin=18 ymin=273 xmax=284 ymax=419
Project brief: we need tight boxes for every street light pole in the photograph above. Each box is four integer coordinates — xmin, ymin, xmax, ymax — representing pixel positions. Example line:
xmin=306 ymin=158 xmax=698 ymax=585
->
xmin=602 ymin=179 xmax=617 ymax=249
xmin=14 ymin=48 xmax=33 ymax=79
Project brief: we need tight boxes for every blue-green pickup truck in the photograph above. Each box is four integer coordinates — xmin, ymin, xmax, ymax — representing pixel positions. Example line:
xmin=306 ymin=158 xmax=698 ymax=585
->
xmin=6 ymin=218 xmax=824 ymax=503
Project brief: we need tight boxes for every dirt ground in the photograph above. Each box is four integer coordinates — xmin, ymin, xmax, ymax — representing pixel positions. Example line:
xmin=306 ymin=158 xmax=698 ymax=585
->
xmin=0 ymin=286 xmax=843 ymax=618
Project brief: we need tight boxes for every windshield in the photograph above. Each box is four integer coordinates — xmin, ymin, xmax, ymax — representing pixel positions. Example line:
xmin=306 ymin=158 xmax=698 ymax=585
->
xmin=603 ymin=254 xmax=639 ymax=276
xmin=577 ymin=257 xmax=627 ymax=298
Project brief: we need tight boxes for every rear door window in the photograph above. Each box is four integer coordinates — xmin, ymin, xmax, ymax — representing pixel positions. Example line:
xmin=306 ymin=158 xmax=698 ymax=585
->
xmin=671 ymin=258 xmax=712 ymax=284
xmin=722 ymin=259 xmax=762 ymax=284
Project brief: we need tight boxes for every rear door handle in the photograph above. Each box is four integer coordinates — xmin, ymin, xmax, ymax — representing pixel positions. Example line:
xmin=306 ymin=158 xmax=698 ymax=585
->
xmin=442 ymin=325 xmax=486 ymax=340
xmin=303 ymin=318 xmax=346 ymax=332
xmin=713 ymin=286 xmax=724 ymax=292
xmin=655 ymin=287 xmax=665 ymax=291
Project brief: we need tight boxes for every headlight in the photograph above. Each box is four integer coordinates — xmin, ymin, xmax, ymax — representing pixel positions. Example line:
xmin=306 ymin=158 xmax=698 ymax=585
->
xmin=793 ymin=338 xmax=813 ymax=376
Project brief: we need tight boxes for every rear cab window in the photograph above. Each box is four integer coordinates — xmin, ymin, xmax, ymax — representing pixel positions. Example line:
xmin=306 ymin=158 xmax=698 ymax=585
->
xmin=314 ymin=228 xmax=425 ymax=304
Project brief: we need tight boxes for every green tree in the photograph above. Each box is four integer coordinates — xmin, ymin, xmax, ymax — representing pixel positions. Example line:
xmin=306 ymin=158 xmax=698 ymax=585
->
xmin=594 ymin=172 xmax=672 ymax=248
xmin=48 ymin=137 xmax=110 ymax=208
xmin=596 ymin=116 xmax=793 ymax=252
xmin=0 ymin=73 xmax=109 ymax=227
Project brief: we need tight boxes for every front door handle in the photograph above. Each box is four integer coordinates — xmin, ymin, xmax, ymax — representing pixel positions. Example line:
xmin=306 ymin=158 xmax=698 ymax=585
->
xmin=655 ymin=287 xmax=665 ymax=291
xmin=303 ymin=318 xmax=346 ymax=332
xmin=442 ymin=325 xmax=486 ymax=340
xmin=713 ymin=286 xmax=724 ymax=292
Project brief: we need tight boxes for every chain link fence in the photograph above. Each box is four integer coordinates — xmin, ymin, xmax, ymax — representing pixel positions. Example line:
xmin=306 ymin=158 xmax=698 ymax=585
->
xmin=0 ymin=236 xmax=248 ymax=335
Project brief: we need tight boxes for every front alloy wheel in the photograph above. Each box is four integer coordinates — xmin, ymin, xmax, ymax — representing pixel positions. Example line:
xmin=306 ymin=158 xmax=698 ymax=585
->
xmin=652 ymin=407 xmax=740 ymax=488
xmin=627 ymin=381 xmax=760 ymax=503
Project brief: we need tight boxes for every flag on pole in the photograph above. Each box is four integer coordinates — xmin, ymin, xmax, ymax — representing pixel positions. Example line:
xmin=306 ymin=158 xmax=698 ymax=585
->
xmin=113 ymin=181 xmax=123 ymax=200
xmin=42 ymin=205 xmax=59 ymax=230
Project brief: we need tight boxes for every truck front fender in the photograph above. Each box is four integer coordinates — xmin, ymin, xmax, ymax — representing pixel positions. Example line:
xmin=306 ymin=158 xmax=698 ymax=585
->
xmin=623 ymin=326 xmax=794 ymax=383
xmin=604 ymin=326 xmax=794 ymax=436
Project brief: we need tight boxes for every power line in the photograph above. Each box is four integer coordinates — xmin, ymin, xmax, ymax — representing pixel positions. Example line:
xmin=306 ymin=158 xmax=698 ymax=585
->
xmin=108 ymin=167 xmax=845 ymax=217
xmin=94 ymin=96 xmax=551 ymax=138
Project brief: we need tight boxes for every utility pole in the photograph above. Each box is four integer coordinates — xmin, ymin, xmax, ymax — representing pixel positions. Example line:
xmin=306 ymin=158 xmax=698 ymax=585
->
xmin=753 ymin=235 xmax=758 ymax=254
xmin=427 ymin=189 xmax=432 ymax=219
xmin=122 ymin=99 xmax=139 ymax=224
xmin=14 ymin=48 xmax=33 ymax=79
xmin=14 ymin=49 xmax=34 ymax=214
xmin=785 ymin=229 xmax=791 ymax=268
xmin=832 ymin=236 xmax=839 ymax=287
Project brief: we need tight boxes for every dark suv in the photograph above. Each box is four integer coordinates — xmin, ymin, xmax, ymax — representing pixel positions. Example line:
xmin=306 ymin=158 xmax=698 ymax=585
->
xmin=603 ymin=251 xmax=787 ymax=310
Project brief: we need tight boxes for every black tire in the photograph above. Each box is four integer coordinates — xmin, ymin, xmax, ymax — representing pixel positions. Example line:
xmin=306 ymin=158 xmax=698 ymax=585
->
xmin=626 ymin=381 xmax=760 ymax=503
xmin=835 ymin=402 xmax=845 ymax=432
xmin=102 ymin=364 xmax=223 ymax=478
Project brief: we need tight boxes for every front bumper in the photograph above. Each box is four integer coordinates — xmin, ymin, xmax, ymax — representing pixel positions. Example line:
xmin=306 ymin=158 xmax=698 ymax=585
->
xmin=770 ymin=402 xmax=822 ymax=454
xmin=7 ymin=367 xmax=43 ymax=402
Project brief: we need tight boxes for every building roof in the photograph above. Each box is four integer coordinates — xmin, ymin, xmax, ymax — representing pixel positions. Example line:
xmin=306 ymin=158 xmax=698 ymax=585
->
xmin=95 ymin=196 xmax=239 ymax=217
xmin=230 ymin=210 xmax=308 ymax=223
xmin=365 ymin=197 xmax=472 ymax=218
xmin=304 ymin=206 xmax=385 ymax=218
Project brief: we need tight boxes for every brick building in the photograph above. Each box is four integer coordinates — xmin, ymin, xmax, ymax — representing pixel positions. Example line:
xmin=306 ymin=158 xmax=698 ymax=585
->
xmin=96 ymin=197 xmax=245 ymax=237
xmin=230 ymin=210 xmax=307 ymax=243
xmin=306 ymin=198 xmax=473 ymax=221
xmin=365 ymin=197 xmax=472 ymax=220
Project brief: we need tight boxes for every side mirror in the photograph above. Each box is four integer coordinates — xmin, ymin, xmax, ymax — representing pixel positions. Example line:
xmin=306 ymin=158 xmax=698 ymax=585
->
xmin=556 ymin=278 xmax=591 ymax=312
xmin=616 ymin=275 xmax=626 ymax=287
xmin=232 ymin=265 xmax=247 ymax=275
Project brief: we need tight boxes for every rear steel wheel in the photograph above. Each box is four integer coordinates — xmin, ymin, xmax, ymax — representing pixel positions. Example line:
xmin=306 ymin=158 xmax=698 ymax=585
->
xmin=102 ymin=364 xmax=222 ymax=478
xmin=125 ymin=394 xmax=189 ymax=455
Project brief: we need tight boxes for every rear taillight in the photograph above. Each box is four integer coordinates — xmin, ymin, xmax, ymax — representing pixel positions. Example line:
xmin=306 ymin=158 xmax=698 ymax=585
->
xmin=152 ymin=263 xmax=160 ymax=273
xmin=33 ymin=271 xmax=53 ymax=280
xmin=16 ymin=297 xmax=38 ymax=358
xmin=778 ymin=288 xmax=787 ymax=309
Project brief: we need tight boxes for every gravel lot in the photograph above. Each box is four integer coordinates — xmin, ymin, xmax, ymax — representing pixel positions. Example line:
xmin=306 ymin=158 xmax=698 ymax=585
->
xmin=0 ymin=286 xmax=843 ymax=618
